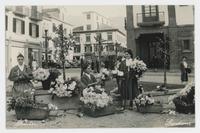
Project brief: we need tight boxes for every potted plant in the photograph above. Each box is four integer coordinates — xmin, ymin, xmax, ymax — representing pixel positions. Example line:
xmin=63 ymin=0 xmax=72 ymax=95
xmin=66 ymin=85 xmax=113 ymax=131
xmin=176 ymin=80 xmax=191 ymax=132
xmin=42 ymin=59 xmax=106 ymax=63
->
xmin=80 ymin=85 xmax=114 ymax=117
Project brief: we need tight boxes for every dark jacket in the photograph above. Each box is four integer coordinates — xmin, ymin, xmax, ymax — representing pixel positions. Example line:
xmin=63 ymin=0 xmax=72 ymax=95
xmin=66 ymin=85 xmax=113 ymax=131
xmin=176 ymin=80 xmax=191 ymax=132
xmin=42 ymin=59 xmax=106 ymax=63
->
xmin=81 ymin=73 xmax=97 ymax=89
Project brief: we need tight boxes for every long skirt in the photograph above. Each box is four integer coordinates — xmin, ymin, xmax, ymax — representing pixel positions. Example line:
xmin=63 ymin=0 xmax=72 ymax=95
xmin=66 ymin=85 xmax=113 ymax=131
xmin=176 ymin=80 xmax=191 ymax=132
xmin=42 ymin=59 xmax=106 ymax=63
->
xmin=12 ymin=81 xmax=35 ymax=98
xmin=120 ymin=78 xmax=139 ymax=101
xmin=181 ymin=71 xmax=188 ymax=82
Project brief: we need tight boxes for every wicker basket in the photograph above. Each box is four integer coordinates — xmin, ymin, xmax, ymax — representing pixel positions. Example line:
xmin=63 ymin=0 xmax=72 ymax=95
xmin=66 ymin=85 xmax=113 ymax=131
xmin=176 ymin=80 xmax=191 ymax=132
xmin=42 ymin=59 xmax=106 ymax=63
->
xmin=15 ymin=104 xmax=50 ymax=120
xmin=173 ymin=97 xmax=195 ymax=114
xmin=136 ymin=103 xmax=163 ymax=113
xmin=83 ymin=105 xmax=115 ymax=117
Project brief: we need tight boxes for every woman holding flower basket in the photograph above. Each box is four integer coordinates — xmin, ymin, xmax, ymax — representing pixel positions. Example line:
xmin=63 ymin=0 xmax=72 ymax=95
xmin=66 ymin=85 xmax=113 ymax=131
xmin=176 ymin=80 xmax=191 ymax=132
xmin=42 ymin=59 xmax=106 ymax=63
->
xmin=8 ymin=53 xmax=35 ymax=98
xmin=118 ymin=49 xmax=139 ymax=110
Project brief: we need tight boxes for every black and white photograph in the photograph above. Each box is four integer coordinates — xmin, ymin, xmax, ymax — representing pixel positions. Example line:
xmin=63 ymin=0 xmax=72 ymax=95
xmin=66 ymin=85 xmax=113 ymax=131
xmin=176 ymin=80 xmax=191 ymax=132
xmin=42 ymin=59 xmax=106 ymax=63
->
xmin=1 ymin=0 xmax=198 ymax=130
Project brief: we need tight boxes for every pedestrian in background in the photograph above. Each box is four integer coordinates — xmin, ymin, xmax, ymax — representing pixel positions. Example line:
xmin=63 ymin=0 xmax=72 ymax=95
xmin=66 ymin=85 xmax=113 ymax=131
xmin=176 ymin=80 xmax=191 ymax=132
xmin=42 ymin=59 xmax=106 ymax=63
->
xmin=180 ymin=56 xmax=190 ymax=84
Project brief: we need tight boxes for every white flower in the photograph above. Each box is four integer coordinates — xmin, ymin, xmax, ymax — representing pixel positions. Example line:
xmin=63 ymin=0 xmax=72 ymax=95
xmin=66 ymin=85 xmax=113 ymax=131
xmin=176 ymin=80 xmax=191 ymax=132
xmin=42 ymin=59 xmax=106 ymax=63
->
xmin=117 ymin=70 xmax=124 ymax=76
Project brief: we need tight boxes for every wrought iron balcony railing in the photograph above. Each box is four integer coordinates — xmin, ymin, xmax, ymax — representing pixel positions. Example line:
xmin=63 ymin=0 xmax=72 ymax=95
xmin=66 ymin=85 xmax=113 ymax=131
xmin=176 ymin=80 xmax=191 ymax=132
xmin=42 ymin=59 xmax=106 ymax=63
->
xmin=29 ymin=10 xmax=43 ymax=21
xmin=137 ymin=12 xmax=165 ymax=27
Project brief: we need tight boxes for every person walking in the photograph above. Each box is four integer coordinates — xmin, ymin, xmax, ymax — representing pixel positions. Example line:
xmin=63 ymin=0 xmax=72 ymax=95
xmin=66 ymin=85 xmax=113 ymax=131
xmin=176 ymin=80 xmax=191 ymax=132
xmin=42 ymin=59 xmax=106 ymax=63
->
xmin=118 ymin=49 xmax=139 ymax=110
xmin=8 ymin=53 xmax=35 ymax=98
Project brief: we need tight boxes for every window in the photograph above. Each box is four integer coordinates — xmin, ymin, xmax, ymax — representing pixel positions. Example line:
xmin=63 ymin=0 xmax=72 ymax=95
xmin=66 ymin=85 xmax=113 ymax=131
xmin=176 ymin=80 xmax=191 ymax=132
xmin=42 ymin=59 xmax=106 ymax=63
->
xmin=86 ymin=34 xmax=91 ymax=42
xmin=52 ymin=23 xmax=56 ymax=32
xmin=86 ymin=25 xmax=91 ymax=30
xmin=13 ymin=18 xmax=25 ymax=34
xmin=183 ymin=40 xmax=190 ymax=50
xmin=85 ymin=45 xmax=92 ymax=52
xmin=29 ymin=23 xmax=39 ymax=37
xmin=107 ymin=32 xmax=113 ymax=41
xmin=87 ymin=14 xmax=91 ymax=20
xmin=96 ymin=16 xmax=98 ymax=20
xmin=74 ymin=45 xmax=81 ymax=53
xmin=97 ymin=22 xmax=99 ymax=29
xmin=75 ymin=35 xmax=80 ymax=42
xmin=143 ymin=5 xmax=158 ymax=17
xmin=6 ymin=15 xmax=8 ymax=31
xmin=109 ymin=44 xmax=114 ymax=51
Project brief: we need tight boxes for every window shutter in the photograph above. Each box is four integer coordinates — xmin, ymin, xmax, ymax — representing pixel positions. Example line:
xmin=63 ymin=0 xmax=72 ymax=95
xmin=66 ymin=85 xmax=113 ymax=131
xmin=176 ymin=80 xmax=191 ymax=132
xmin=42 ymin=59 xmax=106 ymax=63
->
xmin=29 ymin=23 xmax=32 ymax=36
xmin=36 ymin=25 xmax=39 ymax=37
xmin=13 ymin=18 xmax=16 ymax=33
xmin=21 ymin=20 xmax=25 ymax=34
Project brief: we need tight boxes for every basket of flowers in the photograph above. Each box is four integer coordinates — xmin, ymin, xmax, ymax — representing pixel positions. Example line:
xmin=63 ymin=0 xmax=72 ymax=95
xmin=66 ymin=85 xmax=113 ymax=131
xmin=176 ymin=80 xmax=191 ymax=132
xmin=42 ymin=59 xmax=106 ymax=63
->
xmin=7 ymin=90 xmax=57 ymax=120
xmin=33 ymin=68 xmax=50 ymax=90
xmin=172 ymin=82 xmax=195 ymax=114
xmin=48 ymin=75 xmax=78 ymax=98
xmin=135 ymin=94 xmax=163 ymax=113
xmin=80 ymin=85 xmax=115 ymax=117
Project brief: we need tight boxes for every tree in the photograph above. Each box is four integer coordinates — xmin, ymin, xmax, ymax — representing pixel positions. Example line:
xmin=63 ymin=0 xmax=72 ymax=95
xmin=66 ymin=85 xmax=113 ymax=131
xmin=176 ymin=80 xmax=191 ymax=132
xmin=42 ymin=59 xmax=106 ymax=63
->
xmin=156 ymin=35 xmax=172 ymax=89
xmin=52 ymin=24 xmax=76 ymax=81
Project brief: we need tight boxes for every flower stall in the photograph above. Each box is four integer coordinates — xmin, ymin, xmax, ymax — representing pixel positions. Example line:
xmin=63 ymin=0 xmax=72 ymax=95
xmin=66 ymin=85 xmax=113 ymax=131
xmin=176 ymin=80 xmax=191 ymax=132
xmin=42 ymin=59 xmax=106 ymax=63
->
xmin=80 ymin=85 xmax=115 ymax=117
xmin=172 ymin=82 xmax=195 ymax=114
xmin=135 ymin=94 xmax=163 ymax=113
xmin=33 ymin=68 xmax=61 ymax=90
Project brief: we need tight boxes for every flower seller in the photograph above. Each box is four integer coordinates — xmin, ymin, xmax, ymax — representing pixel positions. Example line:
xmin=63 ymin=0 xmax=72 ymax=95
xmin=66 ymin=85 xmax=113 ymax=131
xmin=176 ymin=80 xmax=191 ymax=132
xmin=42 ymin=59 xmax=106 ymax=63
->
xmin=8 ymin=53 xmax=35 ymax=98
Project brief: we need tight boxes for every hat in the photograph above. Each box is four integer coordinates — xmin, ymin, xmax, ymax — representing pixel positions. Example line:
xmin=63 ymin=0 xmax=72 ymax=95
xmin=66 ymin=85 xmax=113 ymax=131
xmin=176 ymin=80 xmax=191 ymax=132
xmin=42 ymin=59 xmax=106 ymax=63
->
xmin=125 ymin=49 xmax=133 ymax=58
xmin=17 ymin=53 xmax=24 ymax=58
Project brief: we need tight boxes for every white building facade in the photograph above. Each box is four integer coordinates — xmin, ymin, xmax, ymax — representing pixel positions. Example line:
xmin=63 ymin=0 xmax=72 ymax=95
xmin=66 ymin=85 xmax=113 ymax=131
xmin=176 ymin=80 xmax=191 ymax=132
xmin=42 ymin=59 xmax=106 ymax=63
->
xmin=5 ymin=6 xmax=43 ymax=74
xmin=73 ymin=11 xmax=126 ymax=60
xmin=41 ymin=8 xmax=73 ymax=62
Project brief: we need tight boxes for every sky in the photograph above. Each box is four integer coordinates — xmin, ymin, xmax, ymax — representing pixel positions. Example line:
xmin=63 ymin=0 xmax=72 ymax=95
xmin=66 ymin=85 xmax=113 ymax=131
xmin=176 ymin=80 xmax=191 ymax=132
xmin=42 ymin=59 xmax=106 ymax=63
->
xmin=44 ymin=6 xmax=126 ymax=32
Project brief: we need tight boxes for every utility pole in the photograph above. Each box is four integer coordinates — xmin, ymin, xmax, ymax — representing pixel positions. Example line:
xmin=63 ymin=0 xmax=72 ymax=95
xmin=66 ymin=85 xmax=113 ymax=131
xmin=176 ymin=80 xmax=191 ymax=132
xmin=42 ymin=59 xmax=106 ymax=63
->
xmin=59 ymin=24 xmax=66 ymax=81
xmin=44 ymin=29 xmax=48 ymax=66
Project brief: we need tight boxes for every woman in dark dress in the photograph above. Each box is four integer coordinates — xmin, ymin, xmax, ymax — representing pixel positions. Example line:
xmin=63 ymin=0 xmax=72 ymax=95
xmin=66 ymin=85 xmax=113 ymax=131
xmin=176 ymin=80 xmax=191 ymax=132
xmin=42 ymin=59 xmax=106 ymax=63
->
xmin=8 ymin=53 xmax=34 ymax=98
xmin=118 ymin=49 xmax=139 ymax=110
xmin=180 ymin=56 xmax=189 ymax=83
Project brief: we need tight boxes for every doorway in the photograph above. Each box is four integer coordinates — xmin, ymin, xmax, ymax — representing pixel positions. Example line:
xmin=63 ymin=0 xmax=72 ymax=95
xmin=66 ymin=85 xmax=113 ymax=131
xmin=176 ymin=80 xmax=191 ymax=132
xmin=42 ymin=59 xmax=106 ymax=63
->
xmin=137 ymin=33 xmax=170 ymax=69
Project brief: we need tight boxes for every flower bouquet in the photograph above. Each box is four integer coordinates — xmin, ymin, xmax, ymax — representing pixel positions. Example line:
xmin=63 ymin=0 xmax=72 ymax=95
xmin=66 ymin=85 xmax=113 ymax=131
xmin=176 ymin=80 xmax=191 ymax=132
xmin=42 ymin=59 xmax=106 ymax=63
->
xmin=7 ymin=89 xmax=57 ymax=120
xmin=100 ymin=68 xmax=111 ymax=81
xmin=80 ymin=85 xmax=115 ymax=117
xmin=135 ymin=94 xmax=163 ymax=113
xmin=172 ymin=82 xmax=195 ymax=114
xmin=130 ymin=58 xmax=147 ymax=78
xmin=48 ymin=75 xmax=78 ymax=98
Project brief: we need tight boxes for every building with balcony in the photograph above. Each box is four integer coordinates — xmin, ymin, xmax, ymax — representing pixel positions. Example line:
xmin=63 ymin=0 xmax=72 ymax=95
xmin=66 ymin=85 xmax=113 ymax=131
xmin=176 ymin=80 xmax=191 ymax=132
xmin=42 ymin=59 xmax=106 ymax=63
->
xmin=5 ymin=6 xmax=43 ymax=74
xmin=73 ymin=11 xmax=126 ymax=62
xmin=41 ymin=8 xmax=73 ymax=62
xmin=126 ymin=5 xmax=194 ymax=70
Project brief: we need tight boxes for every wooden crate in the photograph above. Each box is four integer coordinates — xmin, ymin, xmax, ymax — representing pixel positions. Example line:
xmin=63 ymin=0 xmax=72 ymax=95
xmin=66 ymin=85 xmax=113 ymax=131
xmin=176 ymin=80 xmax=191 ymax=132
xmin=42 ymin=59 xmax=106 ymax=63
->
xmin=83 ymin=105 xmax=115 ymax=117
xmin=15 ymin=104 xmax=49 ymax=120
xmin=136 ymin=103 xmax=163 ymax=113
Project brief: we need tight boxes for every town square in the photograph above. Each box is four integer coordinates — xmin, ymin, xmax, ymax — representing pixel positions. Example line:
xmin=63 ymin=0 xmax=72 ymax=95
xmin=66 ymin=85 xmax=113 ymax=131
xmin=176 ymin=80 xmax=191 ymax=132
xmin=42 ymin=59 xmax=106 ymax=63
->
xmin=4 ymin=5 xmax=195 ymax=128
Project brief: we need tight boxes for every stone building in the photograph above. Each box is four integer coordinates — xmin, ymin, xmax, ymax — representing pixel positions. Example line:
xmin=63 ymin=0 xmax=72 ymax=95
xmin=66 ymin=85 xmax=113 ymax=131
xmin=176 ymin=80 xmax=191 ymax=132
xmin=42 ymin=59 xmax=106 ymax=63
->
xmin=126 ymin=5 xmax=194 ymax=70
